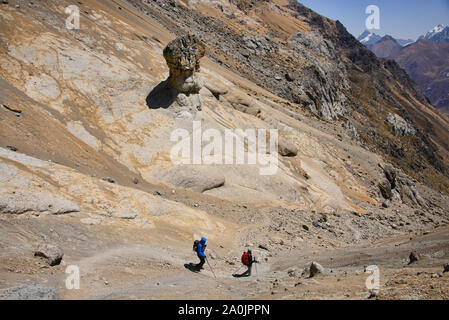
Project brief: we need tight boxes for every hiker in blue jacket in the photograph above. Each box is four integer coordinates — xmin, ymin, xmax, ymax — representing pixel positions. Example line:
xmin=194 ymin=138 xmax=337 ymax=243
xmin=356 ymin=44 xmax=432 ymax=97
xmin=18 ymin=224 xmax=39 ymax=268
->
xmin=195 ymin=237 xmax=207 ymax=270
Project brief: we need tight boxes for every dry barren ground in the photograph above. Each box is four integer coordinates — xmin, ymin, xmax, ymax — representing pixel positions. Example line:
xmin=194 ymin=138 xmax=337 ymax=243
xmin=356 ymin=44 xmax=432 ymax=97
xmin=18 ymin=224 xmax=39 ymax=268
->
xmin=0 ymin=0 xmax=448 ymax=300
xmin=1 ymin=211 xmax=448 ymax=300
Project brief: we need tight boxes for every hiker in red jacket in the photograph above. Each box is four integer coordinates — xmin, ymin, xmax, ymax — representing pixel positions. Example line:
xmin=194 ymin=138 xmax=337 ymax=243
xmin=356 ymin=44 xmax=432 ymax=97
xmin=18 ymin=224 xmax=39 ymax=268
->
xmin=233 ymin=249 xmax=257 ymax=277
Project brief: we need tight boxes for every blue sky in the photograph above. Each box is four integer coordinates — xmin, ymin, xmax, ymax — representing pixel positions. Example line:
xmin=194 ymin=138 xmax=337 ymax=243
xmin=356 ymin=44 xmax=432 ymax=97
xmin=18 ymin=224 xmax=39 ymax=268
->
xmin=299 ymin=0 xmax=449 ymax=40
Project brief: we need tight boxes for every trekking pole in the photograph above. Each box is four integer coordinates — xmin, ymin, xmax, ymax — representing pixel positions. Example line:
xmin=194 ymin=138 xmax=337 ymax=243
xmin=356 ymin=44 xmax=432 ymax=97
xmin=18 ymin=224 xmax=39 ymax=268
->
xmin=255 ymin=260 xmax=259 ymax=278
xmin=206 ymin=257 xmax=217 ymax=279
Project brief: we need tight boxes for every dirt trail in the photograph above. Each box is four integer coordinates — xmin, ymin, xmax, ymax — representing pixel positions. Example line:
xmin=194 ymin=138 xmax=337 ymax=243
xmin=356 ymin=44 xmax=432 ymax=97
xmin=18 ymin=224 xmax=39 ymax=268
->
xmin=54 ymin=226 xmax=449 ymax=300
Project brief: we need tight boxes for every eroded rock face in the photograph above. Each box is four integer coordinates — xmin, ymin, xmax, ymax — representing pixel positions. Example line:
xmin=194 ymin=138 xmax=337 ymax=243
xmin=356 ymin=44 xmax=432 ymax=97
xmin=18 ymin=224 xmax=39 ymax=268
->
xmin=378 ymin=163 xmax=427 ymax=207
xmin=287 ymin=32 xmax=350 ymax=121
xmin=163 ymin=34 xmax=205 ymax=108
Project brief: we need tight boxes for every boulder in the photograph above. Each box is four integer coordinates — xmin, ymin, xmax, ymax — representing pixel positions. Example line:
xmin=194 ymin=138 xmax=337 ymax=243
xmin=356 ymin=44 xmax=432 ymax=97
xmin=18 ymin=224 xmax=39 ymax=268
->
xmin=278 ymin=139 xmax=298 ymax=157
xmin=205 ymin=82 xmax=228 ymax=99
xmin=408 ymin=251 xmax=419 ymax=264
xmin=2 ymin=283 xmax=58 ymax=300
xmin=443 ymin=263 xmax=449 ymax=273
xmin=160 ymin=166 xmax=225 ymax=193
xmin=226 ymin=92 xmax=253 ymax=112
xmin=34 ymin=244 xmax=64 ymax=266
xmin=309 ymin=261 xmax=324 ymax=277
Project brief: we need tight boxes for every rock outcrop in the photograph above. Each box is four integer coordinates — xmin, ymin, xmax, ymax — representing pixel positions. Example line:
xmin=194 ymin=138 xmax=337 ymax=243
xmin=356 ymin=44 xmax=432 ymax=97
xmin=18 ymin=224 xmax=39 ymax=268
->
xmin=378 ymin=163 xmax=426 ymax=207
xmin=386 ymin=113 xmax=416 ymax=136
xmin=0 ymin=190 xmax=80 ymax=215
xmin=287 ymin=32 xmax=350 ymax=121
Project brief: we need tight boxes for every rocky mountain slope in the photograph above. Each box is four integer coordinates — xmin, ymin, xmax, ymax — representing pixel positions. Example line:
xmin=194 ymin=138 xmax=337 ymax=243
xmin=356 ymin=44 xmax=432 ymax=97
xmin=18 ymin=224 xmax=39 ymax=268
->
xmin=127 ymin=0 xmax=449 ymax=192
xmin=0 ymin=0 xmax=448 ymax=300
xmin=367 ymin=35 xmax=403 ymax=59
xmin=393 ymin=40 xmax=449 ymax=114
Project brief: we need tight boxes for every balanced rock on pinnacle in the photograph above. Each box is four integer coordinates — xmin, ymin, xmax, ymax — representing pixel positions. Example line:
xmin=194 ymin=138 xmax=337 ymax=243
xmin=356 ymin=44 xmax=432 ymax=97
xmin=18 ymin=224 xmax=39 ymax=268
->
xmin=147 ymin=34 xmax=206 ymax=113
xmin=163 ymin=34 xmax=205 ymax=94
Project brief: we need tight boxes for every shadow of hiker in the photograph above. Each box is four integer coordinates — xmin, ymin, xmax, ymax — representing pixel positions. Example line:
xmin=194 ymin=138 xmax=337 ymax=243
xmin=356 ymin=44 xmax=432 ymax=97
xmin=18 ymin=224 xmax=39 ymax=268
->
xmin=146 ymin=80 xmax=179 ymax=109
xmin=232 ymin=270 xmax=251 ymax=278
xmin=184 ymin=263 xmax=201 ymax=273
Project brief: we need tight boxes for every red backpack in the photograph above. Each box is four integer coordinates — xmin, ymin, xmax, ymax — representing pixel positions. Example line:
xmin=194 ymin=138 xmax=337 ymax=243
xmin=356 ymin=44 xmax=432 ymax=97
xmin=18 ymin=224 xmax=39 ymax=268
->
xmin=241 ymin=252 xmax=250 ymax=266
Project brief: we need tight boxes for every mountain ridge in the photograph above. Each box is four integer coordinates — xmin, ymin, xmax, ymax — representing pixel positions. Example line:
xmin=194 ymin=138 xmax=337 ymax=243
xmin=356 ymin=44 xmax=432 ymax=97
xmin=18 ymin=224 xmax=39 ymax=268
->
xmin=418 ymin=24 xmax=449 ymax=43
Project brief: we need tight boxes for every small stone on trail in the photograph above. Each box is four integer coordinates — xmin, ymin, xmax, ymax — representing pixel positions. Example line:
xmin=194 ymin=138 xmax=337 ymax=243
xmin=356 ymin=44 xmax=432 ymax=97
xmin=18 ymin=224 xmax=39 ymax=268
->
xmin=408 ymin=251 xmax=419 ymax=264
xmin=34 ymin=244 xmax=63 ymax=266
xmin=309 ymin=261 xmax=324 ymax=277
xmin=103 ymin=177 xmax=115 ymax=184
xmin=443 ymin=263 xmax=449 ymax=273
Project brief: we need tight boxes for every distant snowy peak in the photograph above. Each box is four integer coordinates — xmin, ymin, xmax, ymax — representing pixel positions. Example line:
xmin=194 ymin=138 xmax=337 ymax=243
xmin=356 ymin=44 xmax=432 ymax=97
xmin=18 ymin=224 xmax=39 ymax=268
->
xmin=396 ymin=39 xmax=415 ymax=47
xmin=357 ymin=30 xmax=414 ymax=47
xmin=357 ymin=30 xmax=382 ymax=45
xmin=431 ymin=24 xmax=446 ymax=34
xmin=418 ymin=24 xmax=449 ymax=43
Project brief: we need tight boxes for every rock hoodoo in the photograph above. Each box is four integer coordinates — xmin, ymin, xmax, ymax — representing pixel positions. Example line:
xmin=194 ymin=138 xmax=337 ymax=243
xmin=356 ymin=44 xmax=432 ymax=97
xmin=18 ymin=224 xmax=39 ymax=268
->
xmin=163 ymin=34 xmax=205 ymax=111
xmin=163 ymin=34 xmax=205 ymax=93
xmin=146 ymin=34 xmax=206 ymax=113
